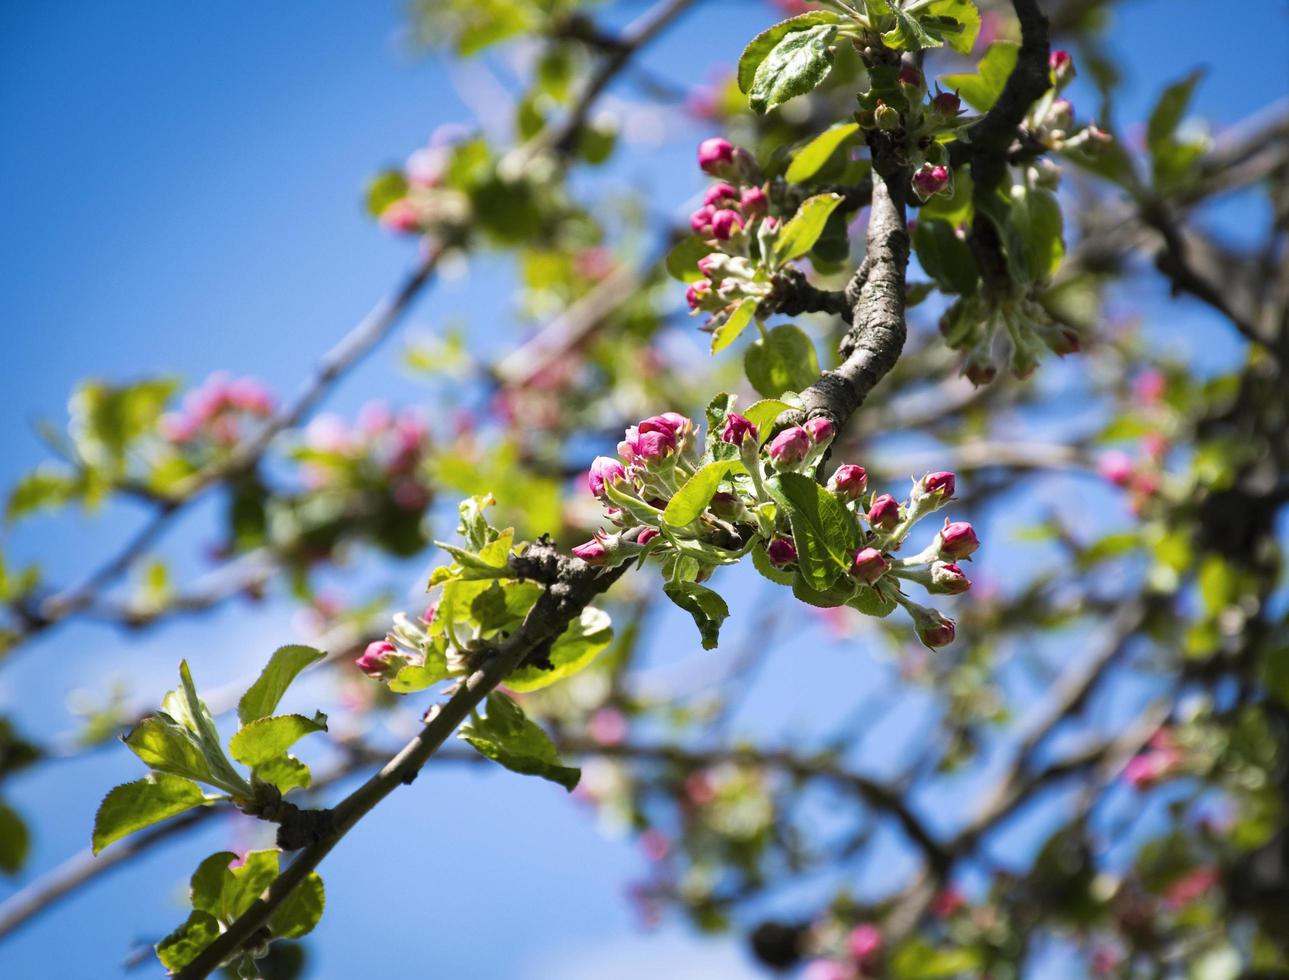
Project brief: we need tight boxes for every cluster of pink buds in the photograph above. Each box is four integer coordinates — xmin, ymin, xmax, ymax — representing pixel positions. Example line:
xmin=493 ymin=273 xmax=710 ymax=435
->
xmin=687 ymin=139 xmax=776 ymax=327
xmin=373 ymin=125 xmax=474 ymax=238
xmin=160 ymin=373 xmax=275 ymax=448
xmin=1031 ymin=51 xmax=1112 ymax=155
xmin=354 ymin=606 xmax=441 ymax=681
xmin=854 ymin=62 xmax=966 ymax=181
xmin=573 ymin=397 xmax=978 ymax=648
xmin=299 ymin=402 xmax=434 ymax=511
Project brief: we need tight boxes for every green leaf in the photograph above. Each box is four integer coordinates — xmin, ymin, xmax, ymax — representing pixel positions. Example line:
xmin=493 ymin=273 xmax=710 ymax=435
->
xmin=748 ymin=24 xmax=839 ymax=115
xmin=666 ymin=236 xmax=711 ymax=283
xmin=229 ymin=713 xmax=328 ymax=768
xmin=926 ymin=0 xmax=980 ymax=54
xmin=1147 ymin=70 xmax=1203 ymax=157
xmin=268 ymin=871 xmax=325 ymax=939
xmin=743 ymin=399 xmax=795 ymax=441
xmin=365 ymin=169 xmax=409 ymax=217
xmin=710 ymin=298 xmax=760 ymax=355
xmin=0 ymin=802 xmax=29 ymax=874
xmin=745 ymin=325 xmax=820 ymax=398
xmin=664 ymin=460 xmax=744 ymax=527
xmin=664 ymin=581 xmax=730 ymax=650
xmin=737 ymin=12 xmax=844 ymax=94
xmin=435 ymin=528 xmax=515 ymax=580
xmin=189 ymin=851 xmax=238 ymax=918
xmin=882 ymin=5 xmax=941 ymax=51
xmin=124 ymin=716 xmax=217 ymax=785
xmin=226 ymin=850 xmax=279 ymax=920
xmin=389 ymin=660 xmax=451 ymax=694
xmin=913 ymin=219 xmax=979 ymax=295
xmin=69 ymin=378 xmax=177 ymax=472
xmin=6 ymin=466 xmax=81 ymax=522
xmin=238 ymin=645 xmax=326 ymax=725
xmin=253 ymin=754 xmax=312 ymax=795
xmin=156 ymin=910 xmax=221 ymax=972
xmin=92 ymin=774 xmax=207 ymax=854
xmin=768 ymin=472 xmax=859 ymax=591
xmin=1009 ymin=184 xmax=1064 ymax=282
xmin=849 ymin=583 xmax=898 ymax=617
xmin=751 ymin=542 xmax=796 ymax=585
xmin=889 ymin=939 xmax=983 ymax=978
xmin=504 ymin=606 xmax=613 ymax=693
xmin=785 ymin=123 xmax=860 ymax=183
xmin=165 ymin=661 xmax=248 ymax=794
xmin=792 ymin=570 xmax=858 ymax=608
xmin=941 ymin=40 xmax=1019 ymax=112
xmin=460 ymin=693 xmax=580 ymax=791
xmin=774 ymin=193 xmax=845 ymax=264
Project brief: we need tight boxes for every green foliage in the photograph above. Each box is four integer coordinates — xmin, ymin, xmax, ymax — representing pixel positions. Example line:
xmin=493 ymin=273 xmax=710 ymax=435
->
xmin=664 ymin=581 xmax=730 ymax=650
xmin=664 ymin=460 xmax=745 ymax=527
xmin=785 ymin=123 xmax=860 ymax=184
xmin=158 ymin=850 xmax=324 ymax=972
xmin=745 ymin=325 xmax=819 ymax=398
xmin=767 ymin=473 xmax=859 ymax=593
xmin=774 ymin=193 xmax=845 ymax=265
xmin=228 ymin=713 xmax=328 ymax=768
xmin=941 ymin=40 xmax=1020 ymax=112
xmin=710 ymin=298 xmax=760 ymax=355
xmin=913 ymin=219 xmax=979 ymax=296
xmin=92 ymin=774 xmax=208 ymax=854
xmin=737 ymin=13 xmax=845 ymax=96
xmin=459 ymin=693 xmax=580 ymax=791
xmin=0 ymin=801 xmax=30 ymax=873
xmin=1147 ymin=70 xmax=1207 ymax=190
xmin=503 ymin=606 xmax=613 ymax=692
xmin=746 ymin=23 xmax=841 ymax=115
xmin=238 ymin=646 xmax=326 ymax=725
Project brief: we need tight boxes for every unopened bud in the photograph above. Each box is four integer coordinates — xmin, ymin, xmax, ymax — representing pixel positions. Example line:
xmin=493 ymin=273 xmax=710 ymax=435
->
xmin=867 ymin=494 xmax=901 ymax=531
xmin=936 ymin=520 xmax=979 ymax=559
xmin=703 ymin=182 xmax=738 ymax=207
xmin=721 ymin=412 xmax=757 ymax=446
xmin=911 ymin=605 xmax=956 ymax=648
xmin=875 ymin=103 xmax=902 ymax=132
xmin=828 ymin=464 xmax=868 ymax=500
xmin=766 ymin=426 xmax=811 ymax=468
xmin=356 ymin=640 xmax=398 ymax=678
xmin=912 ymin=164 xmax=951 ymax=200
xmin=588 ymin=456 xmax=626 ymax=497
xmin=932 ymin=91 xmax=962 ymax=117
xmin=572 ymin=538 xmax=609 ymax=564
xmin=710 ymin=209 xmax=744 ymax=241
xmin=929 ymin=561 xmax=971 ymax=595
xmin=1050 ymin=49 xmax=1075 ymax=86
xmin=767 ymin=536 xmax=797 ymax=565
xmin=698 ymin=137 xmax=736 ymax=176
xmin=851 ymin=547 xmax=890 ymax=585
xmin=803 ymin=417 xmax=834 ymax=444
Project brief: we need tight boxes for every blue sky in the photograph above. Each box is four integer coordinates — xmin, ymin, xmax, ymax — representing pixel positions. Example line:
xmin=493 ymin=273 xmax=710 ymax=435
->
xmin=1 ymin=1 xmax=1285 ymax=977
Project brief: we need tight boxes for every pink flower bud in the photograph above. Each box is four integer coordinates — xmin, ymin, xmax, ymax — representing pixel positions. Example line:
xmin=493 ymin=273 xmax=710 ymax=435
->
xmin=621 ymin=417 xmax=680 ymax=463
xmin=1050 ymin=49 xmax=1075 ymax=83
xmin=1097 ymin=451 xmax=1134 ymax=488
xmin=913 ymin=607 xmax=956 ymax=648
xmin=847 ymin=923 xmax=883 ymax=968
xmin=932 ymin=91 xmax=962 ymax=116
xmin=710 ymin=209 xmax=744 ymax=241
xmin=637 ymin=527 xmax=660 ymax=546
xmin=767 ymin=537 xmax=797 ymax=565
xmin=697 ymin=254 xmax=720 ymax=279
xmin=698 ymin=137 xmax=736 ymax=175
xmin=703 ymin=183 xmax=738 ymax=206
xmin=588 ymin=707 xmax=628 ymax=746
xmin=588 ymin=456 xmax=626 ymax=497
xmin=912 ymin=164 xmax=951 ymax=200
xmin=228 ymin=378 xmax=274 ymax=416
xmin=722 ymin=412 xmax=757 ymax=445
xmin=803 ymin=417 xmax=834 ymax=443
xmin=356 ymin=640 xmax=397 ymax=678
xmin=766 ymin=426 xmax=811 ymax=467
xmin=828 ymin=464 xmax=868 ymax=499
xmin=802 ymin=961 xmax=851 ymax=980
xmin=689 ymin=205 xmax=716 ymax=235
xmin=898 ymin=65 xmax=923 ymax=87
xmin=380 ymin=199 xmax=421 ymax=234
xmin=740 ymin=186 xmax=768 ymax=218
xmin=851 ymin=547 xmax=889 ymax=585
xmin=686 ymin=280 xmax=711 ymax=311
xmin=918 ymin=471 xmax=956 ymax=502
xmin=422 ymin=602 xmax=438 ymax=623
xmin=867 ymin=494 xmax=900 ymax=531
xmin=937 ymin=521 xmax=979 ymax=559
xmin=930 ymin=561 xmax=971 ymax=595
xmin=572 ymin=539 xmax=609 ymax=564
